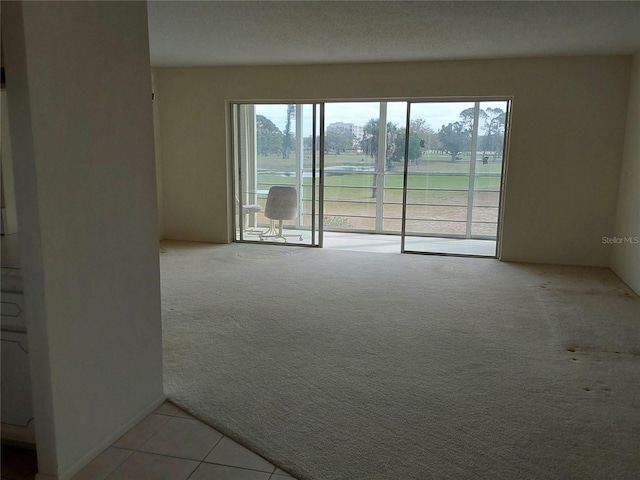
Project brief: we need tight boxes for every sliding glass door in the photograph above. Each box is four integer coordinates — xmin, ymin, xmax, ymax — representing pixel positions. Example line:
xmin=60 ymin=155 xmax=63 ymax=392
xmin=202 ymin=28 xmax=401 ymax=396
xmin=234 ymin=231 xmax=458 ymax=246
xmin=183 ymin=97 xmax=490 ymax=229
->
xmin=231 ymin=99 xmax=510 ymax=256
xmin=321 ymin=102 xmax=409 ymax=234
xmin=231 ymin=103 xmax=322 ymax=246
xmin=401 ymin=100 xmax=510 ymax=256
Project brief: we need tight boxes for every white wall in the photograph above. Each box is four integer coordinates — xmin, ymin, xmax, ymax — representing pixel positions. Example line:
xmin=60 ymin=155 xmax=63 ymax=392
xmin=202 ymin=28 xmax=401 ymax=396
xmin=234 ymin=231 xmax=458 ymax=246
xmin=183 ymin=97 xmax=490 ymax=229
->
xmin=3 ymin=2 xmax=164 ymax=479
xmin=612 ymin=53 xmax=640 ymax=295
xmin=154 ymin=56 xmax=631 ymax=266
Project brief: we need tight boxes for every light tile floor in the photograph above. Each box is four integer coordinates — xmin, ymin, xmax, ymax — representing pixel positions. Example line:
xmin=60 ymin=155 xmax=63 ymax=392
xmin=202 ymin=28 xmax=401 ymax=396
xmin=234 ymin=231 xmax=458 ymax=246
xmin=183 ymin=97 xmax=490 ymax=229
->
xmin=1 ymin=401 xmax=297 ymax=480
xmin=71 ymin=401 xmax=297 ymax=480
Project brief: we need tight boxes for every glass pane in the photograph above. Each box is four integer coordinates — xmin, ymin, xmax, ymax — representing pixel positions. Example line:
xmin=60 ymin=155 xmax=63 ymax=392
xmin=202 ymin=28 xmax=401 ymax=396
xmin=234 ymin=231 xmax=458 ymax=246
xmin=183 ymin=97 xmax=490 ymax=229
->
xmin=405 ymin=101 xmax=473 ymax=240
xmin=402 ymin=101 xmax=506 ymax=256
xmin=471 ymin=101 xmax=508 ymax=238
xmin=233 ymin=103 xmax=318 ymax=245
xmin=382 ymin=102 xmax=407 ymax=234
xmin=301 ymin=104 xmax=322 ymax=243
xmin=322 ymin=102 xmax=380 ymax=232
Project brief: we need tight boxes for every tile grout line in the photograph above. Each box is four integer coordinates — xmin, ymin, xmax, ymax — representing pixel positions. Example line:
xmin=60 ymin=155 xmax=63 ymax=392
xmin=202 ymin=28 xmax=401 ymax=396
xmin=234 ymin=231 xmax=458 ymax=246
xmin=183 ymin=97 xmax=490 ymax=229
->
xmin=184 ymin=435 xmax=278 ymax=479
xmin=121 ymin=408 xmax=275 ymax=479
xmin=120 ymin=408 xmax=177 ymax=454
xmin=184 ymin=432 xmax=222 ymax=480
xmin=80 ymin=402 xmax=286 ymax=480
xmin=107 ymin=405 xmax=195 ymax=479
xmin=145 ymin=403 xmax=285 ymax=478
xmin=165 ymin=402 xmax=280 ymax=478
xmin=203 ymin=460 xmax=277 ymax=475
xmin=182 ymin=433 xmax=224 ymax=480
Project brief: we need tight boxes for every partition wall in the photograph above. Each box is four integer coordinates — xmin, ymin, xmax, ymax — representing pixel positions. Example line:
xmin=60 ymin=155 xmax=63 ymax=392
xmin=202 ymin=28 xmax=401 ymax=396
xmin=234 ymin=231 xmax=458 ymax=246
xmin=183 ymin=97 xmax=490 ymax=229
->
xmin=230 ymin=99 xmax=510 ymax=257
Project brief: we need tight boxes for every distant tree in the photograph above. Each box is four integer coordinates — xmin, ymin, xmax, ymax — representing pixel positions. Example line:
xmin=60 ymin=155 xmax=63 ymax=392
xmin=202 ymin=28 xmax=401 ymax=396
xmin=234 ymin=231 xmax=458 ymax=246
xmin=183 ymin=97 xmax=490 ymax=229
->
xmin=482 ymin=107 xmax=506 ymax=159
xmin=256 ymin=115 xmax=283 ymax=156
xmin=303 ymin=135 xmax=314 ymax=149
xmin=438 ymin=107 xmax=490 ymax=162
xmin=424 ymin=130 xmax=443 ymax=153
xmin=391 ymin=130 xmax=422 ymax=164
xmin=391 ymin=119 xmax=443 ymax=164
xmin=410 ymin=119 xmax=442 ymax=152
xmin=385 ymin=123 xmax=398 ymax=169
xmin=438 ymin=121 xmax=469 ymax=162
xmin=360 ymin=118 xmax=379 ymax=158
xmin=458 ymin=107 xmax=487 ymax=132
xmin=325 ymin=130 xmax=355 ymax=154
xmin=360 ymin=118 xmax=399 ymax=169
xmin=282 ymin=104 xmax=295 ymax=159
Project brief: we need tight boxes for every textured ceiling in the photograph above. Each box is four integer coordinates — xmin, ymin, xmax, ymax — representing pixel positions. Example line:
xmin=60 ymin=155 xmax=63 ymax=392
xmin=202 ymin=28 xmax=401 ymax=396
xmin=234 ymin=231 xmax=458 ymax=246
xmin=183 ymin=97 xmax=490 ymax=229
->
xmin=147 ymin=1 xmax=640 ymax=67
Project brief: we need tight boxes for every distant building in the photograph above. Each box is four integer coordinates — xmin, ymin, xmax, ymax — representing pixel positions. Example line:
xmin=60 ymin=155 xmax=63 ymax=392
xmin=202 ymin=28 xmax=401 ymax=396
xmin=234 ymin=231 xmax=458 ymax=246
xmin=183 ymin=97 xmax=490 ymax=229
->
xmin=326 ymin=122 xmax=364 ymax=147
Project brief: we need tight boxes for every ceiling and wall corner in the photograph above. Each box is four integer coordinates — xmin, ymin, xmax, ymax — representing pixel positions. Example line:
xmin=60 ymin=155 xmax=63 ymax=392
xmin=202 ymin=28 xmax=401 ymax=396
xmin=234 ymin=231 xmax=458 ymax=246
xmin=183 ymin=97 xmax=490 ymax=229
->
xmin=146 ymin=1 xmax=640 ymax=67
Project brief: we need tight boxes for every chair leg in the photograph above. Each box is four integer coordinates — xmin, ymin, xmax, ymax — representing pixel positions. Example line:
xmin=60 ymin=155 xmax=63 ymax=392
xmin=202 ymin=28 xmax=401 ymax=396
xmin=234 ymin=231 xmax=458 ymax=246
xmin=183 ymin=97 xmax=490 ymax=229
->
xmin=243 ymin=213 xmax=264 ymax=236
xmin=259 ymin=220 xmax=277 ymax=241
xmin=259 ymin=219 xmax=302 ymax=242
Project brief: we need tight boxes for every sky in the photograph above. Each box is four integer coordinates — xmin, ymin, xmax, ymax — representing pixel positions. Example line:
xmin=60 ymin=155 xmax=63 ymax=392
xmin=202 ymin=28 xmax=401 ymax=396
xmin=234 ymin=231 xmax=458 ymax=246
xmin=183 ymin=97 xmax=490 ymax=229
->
xmin=255 ymin=101 xmax=507 ymax=134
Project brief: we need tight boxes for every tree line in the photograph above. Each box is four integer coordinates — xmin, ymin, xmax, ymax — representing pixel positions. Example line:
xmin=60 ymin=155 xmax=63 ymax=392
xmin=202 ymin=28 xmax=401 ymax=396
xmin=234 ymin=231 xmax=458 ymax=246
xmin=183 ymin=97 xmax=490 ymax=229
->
xmin=255 ymin=106 xmax=506 ymax=164
xmin=437 ymin=107 xmax=506 ymax=162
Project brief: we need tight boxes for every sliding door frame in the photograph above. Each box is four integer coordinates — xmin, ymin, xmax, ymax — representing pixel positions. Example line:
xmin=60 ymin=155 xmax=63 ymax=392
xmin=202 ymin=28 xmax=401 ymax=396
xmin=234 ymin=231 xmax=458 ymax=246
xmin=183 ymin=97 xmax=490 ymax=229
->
xmin=318 ymin=103 xmax=325 ymax=248
xmin=229 ymin=101 xmax=323 ymax=247
xmin=494 ymin=101 xmax=512 ymax=260
xmin=400 ymin=96 xmax=513 ymax=258
xmin=228 ymin=96 xmax=512 ymax=256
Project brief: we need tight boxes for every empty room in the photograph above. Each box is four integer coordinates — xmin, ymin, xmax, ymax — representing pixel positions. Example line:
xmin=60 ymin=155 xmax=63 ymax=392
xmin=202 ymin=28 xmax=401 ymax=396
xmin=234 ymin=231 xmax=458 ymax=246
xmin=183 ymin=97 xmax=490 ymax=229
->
xmin=1 ymin=1 xmax=639 ymax=480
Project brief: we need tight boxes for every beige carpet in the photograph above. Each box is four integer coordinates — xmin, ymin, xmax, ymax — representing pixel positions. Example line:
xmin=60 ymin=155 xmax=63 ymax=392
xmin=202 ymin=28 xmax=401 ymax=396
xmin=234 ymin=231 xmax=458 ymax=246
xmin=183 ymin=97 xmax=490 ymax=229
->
xmin=160 ymin=241 xmax=640 ymax=480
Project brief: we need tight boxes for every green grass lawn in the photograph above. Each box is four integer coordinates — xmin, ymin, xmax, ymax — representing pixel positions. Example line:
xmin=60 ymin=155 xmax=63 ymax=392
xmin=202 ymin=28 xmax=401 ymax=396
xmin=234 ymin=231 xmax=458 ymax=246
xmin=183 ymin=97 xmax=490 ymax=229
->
xmin=256 ymin=171 xmax=500 ymax=204
xmin=255 ymin=151 xmax=503 ymax=174
xmin=245 ymin=151 xmax=502 ymax=230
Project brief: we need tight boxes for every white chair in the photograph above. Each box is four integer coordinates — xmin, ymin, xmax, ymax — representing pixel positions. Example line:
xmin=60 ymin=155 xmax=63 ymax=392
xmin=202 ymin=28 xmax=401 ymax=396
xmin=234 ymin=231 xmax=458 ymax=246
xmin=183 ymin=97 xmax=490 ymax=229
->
xmin=259 ymin=186 xmax=302 ymax=242
xmin=237 ymin=195 xmax=263 ymax=236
